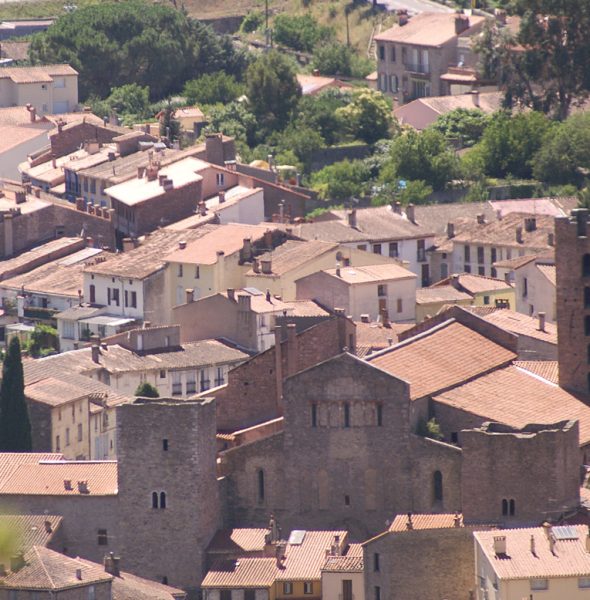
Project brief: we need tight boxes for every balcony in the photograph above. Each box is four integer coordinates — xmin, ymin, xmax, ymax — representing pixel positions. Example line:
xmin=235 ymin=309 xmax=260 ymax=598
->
xmin=404 ymin=62 xmax=430 ymax=75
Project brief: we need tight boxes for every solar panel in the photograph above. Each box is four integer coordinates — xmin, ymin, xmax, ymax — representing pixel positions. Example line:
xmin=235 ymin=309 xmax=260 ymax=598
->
xmin=243 ymin=287 xmax=263 ymax=296
xmin=553 ymin=526 xmax=578 ymax=540
xmin=288 ymin=530 xmax=306 ymax=545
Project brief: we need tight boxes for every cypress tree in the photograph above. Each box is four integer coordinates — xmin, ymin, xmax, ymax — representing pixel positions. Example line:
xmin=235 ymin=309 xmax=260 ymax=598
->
xmin=0 ymin=337 xmax=32 ymax=451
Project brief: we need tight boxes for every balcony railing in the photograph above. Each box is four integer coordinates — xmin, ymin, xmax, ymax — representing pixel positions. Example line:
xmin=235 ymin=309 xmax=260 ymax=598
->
xmin=404 ymin=62 xmax=430 ymax=75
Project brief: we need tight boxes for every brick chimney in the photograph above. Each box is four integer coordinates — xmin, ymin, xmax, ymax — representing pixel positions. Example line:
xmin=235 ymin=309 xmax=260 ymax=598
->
xmin=380 ymin=307 xmax=390 ymax=327
xmin=406 ymin=203 xmax=416 ymax=223
xmin=348 ymin=209 xmax=357 ymax=229
xmin=447 ymin=222 xmax=455 ymax=239
xmin=26 ymin=103 xmax=36 ymax=123
xmin=261 ymin=260 xmax=272 ymax=274
xmin=185 ymin=289 xmax=194 ymax=303
xmin=104 ymin=553 xmax=120 ymax=577
xmin=538 ymin=311 xmax=546 ymax=332
xmin=264 ymin=230 xmax=273 ymax=249
xmin=91 ymin=345 xmax=100 ymax=364
xmin=516 ymin=226 xmax=523 ymax=243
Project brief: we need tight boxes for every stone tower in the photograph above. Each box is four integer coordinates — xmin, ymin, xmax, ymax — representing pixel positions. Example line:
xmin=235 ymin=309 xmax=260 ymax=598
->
xmin=556 ymin=209 xmax=590 ymax=395
xmin=116 ymin=398 xmax=220 ymax=595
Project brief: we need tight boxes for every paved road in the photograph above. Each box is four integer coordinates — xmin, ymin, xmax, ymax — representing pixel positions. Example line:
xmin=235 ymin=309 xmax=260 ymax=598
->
xmin=375 ymin=0 xmax=454 ymax=14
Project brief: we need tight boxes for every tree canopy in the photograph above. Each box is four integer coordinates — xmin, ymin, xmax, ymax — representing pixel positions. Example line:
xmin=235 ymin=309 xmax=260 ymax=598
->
xmin=337 ymin=89 xmax=394 ymax=145
xmin=429 ymin=108 xmax=490 ymax=148
xmin=0 ymin=338 xmax=32 ymax=452
xmin=135 ymin=382 xmax=160 ymax=398
xmin=310 ymin=159 xmax=370 ymax=201
xmin=29 ymin=1 xmax=248 ymax=100
xmin=183 ymin=72 xmax=244 ymax=106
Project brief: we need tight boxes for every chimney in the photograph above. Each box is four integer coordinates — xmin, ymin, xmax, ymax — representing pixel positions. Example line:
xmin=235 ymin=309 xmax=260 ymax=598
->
xmin=227 ymin=288 xmax=235 ymax=301
xmin=77 ymin=480 xmax=89 ymax=494
xmin=538 ymin=311 xmax=546 ymax=332
xmin=10 ymin=553 xmax=25 ymax=573
xmin=14 ymin=191 xmax=26 ymax=204
xmin=406 ymin=512 xmax=413 ymax=530
xmin=104 ymin=553 xmax=121 ymax=577
xmin=453 ymin=513 xmax=461 ymax=528
xmin=455 ymin=14 xmax=470 ymax=34
xmin=242 ymin=238 xmax=253 ymax=261
xmin=336 ymin=263 xmax=341 ymax=277
xmin=286 ymin=323 xmax=298 ymax=376
xmin=185 ymin=288 xmax=194 ymax=303
xmin=266 ymin=288 xmax=272 ymax=303
xmin=447 ymin=222 xmax=455 ymax=239
xmin=471 ymin=89 xmax=480 ymax=108
xmin=477 ymin=214 xmax=485 ymax=225
xmin=575 ymin=208 xmax=589 ymax=237
xmin=219 ymin=190 xmax=226 ymax=203
xmin=163 ymin=178 xmax=174 ymax=191
xmin=548 ymin=232 xmax=555 ymax=246
xmin=44 ymin=519 xmax=52 ymax=533
xmin=360 ymin=314 xmax=370 ymax=323
xmin=406 ymin=203 xmax=415 ymax=224
xmin=253 ymin=258 xmax=261 ymax=274
xmin=91 ymin=345 xmax=100 ymax=364
xmin=76 ymin=568 xmax=82 ymax=580
xmin=515 ymin=226 xmax=523 ymax=244
xmin=178 ymin=240 xmax=187 ymax=250
xmin=51 ymin=157 xmax=57 ymax=169
xmin=493 ymin=536 xmax=507 ymax=556
xmin=64 ymin=479 xmax=72 ymax=491
xmin=380 ymin=307 xmax=390 ymax=328
xmin=264 ymin=230 xmax=273 ymax=249
xmin=26 ymin=103 xmax=36 ymax=123
xmin=108 ymin=152 xmax=116 ymax=162
xmin=137 ymin=166 xmax=145 ymax=178
xmin=348 ymin=209 xmax=357 ymax=229
xmin=275 ymin=543 xmax=286 ymax=568
xmin=261 ymin=259 xmax=272 ymax=274
xmin=530 ymin=534 xmax=536 ymax=556
xmin=392 ymin=201 xmax=402 ymax=214
xmin=122 ymin=238 xmax=135 ymax=253
xmin=198 ymin=201 xmax=207 ymax=216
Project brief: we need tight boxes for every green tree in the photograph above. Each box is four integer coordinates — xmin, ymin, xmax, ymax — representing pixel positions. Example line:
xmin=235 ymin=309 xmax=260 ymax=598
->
xmin=205 ymin=100 xmax=258 ymax=146
xmin=245 ymin=50 xmax=302 ymax=133
xmin=270 ymin=124 xmax=324 ymax=172
xmin=310 ymin=159 xmax=370 ymax=202
xmin=0 ymin=337 xmax=32 ymax=452
xmin=532 ymin=113 xmax=590 ymax=184
xmin=296 ymin=89 xmax=350 ymax=146
xmin=475 ymin=110 xmax=550 ymax=179
xmin=159 ymin=100 xmax=181 ymax=141
xmin=429 ymin=108 xmax=490 ymax=148
xmin=134 ymin=382 xmax=160 ymax=398
xmin=380 ymin=128 xmax=459 ymax=191
xmin=311 ymin=42 xmax=374 ymax=78
xmin=89 ymin=83 xmax=151 ymax=124
xmin=337 ymin=90 xmax=394 ymax=145
xmin=475 ymin=2 xmax=590 ymax=119
xmin=183 ymin=72 xmax=244 ymax=106
xmin=29 ymin=1 xmax=248 ymax=100
xmin=28 ymin=324 xmax=59 ymax=358
xmin=273 ymin=13 xmax=334 ymax=52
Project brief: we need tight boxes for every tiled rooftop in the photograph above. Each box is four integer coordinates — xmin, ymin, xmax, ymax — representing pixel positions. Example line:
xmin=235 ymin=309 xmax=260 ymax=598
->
xmin=416 ymin=285 xmax=472 ymax=304
xmin=202 ymin=558 xmax=276 ymax=589
xmin=165 ymin=224 xmax=271 ymax=266
xmin=208 ymin=528 xmax=269 ymax=554
xmin=0 ymin=457 xmax=117 ymax=496
xmin=355 ymin=321 xmax=413 ymax=359
xmin=1 ymin=546 xmax=111 ymax=590
xmin=434 ymin=365 xmax=590 ymax=445
xmin=389 ymin=513 xmax=463 ymax=532
xmin=374 ymin=12 xmax=485 ymax=46
xmin=85 ymin=228 xmax=216 ymax=279
xmin=490 ymin=197 xmax=576 ymax=219
xmin=537 ymin=263 xmax=556 ymax=285
xmin=322 ymin=263 xmax=416 ymax=284
xmin=0 ymin=64 xmax=77 ymax=84
xmin=0 ymin=514 xmax=62 ymax=553
xmin=368 ymin=319 xmax=516 ymax=399
xmin=321 ymin=543 xmax=363 ymax=573
xmin=514 ymin=360 xmax=558 ymax=384
xmin=283 ymin=300 xmax=330 ymax=318
xmin=475 ymin=525 xmax=590 ymax=580
xmin=444 ymin=273 xmax=513 ymax=294
xmin=221 ymin=289 xmax=292 ymax=315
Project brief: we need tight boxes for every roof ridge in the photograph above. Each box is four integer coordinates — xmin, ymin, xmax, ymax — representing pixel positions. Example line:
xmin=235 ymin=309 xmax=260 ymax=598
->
xmin=34 ymin=546 xmax=56 ymax=589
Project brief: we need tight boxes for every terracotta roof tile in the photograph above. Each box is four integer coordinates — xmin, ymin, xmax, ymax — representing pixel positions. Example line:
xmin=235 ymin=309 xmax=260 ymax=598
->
xmin=368 ymin=320 xmax=516 ymax=399
xmin=434 ymin=273 xmax=513 ymax=294
xmin=513 ymin=361 xmax=558 ymax=384
xmin=283 ymin=300 xmax=330 ymax=318
xmin=466 ymin=308 xmax=557 ymax=344
xmin=322 ymin=263 xmax=416 ymax=284
xmin=416 ymin=285 xmax=472 ymax=304
xmin=0 ymin=453 xmax=63 ymax=487
xmin=0 ymin=459 xmax=117 ymax=496
xmin=1 ymin=546 xmax=111 ymax=590
xmin=374 ymin=13 xmax=485 ymax=47
xmin=0 ymin=64 xmax=77 ymax=84
xmin=389 ymin=513 xmax=463 ymax=532
xmin=0 ymin=515 xmax=62 ymax=554
xmin=202 ymin=558 xmax=277 ymax=588
xmin=321 ymin=543 xmax=363 ymax=572
xmin=537 ymin=263 xmax=556 ymax=286
xmin=475 ymin=525 xmax=590 ymax=580
xmin=207 ymin=529 xmax=269 ymax=554
xmin=434 ymin=365 xmax=590 ymax=445
xmin=355 ymin=321 xmax=413 ymax=358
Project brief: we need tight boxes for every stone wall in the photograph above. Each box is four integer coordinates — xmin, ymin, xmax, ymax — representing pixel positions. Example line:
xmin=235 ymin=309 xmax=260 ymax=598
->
xmin=26 ymin=400 xmax=52 ymax=452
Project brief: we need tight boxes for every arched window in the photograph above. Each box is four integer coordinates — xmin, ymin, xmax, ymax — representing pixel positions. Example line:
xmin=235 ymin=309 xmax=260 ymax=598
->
xmin=583 ymin=254 xmax=590 ymax=277
xmin=152 ymin=491 xmax=158 ymax=509
xmin=160 ymin=491 xmax=167 ymax=509
xmin=257 ymin=469 xmax=265 ymax=503
xmin=433 ymin=471 xmax=443 ymax=503
xmin=501 ymin=498 xmax=508 ymax=516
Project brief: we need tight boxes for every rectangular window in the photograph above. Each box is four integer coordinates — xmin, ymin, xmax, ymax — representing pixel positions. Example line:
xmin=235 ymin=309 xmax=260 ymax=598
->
xmin=124 ymin=290 xmax=129 ymax=307
xmin=373 ymin=243 xmax=382 ymax=255
xmin=523 ymin=277 xmax=528 ymax=298
xmin=464 ymin=245 xmax=471 ymax=263
xmin=478 ymin=266 xmax=485 ymax=276
xmin=89 ymin=284 xmax=96 ymax=303
xmin=216 ymin=172 xmax=225 ymax=187
xmin=483 ymin=296 xmax=490 ymax=305
xmin=396 ymin=298 xmax=403 ymax=313
xmin=195 ymin=266 xmax=200 ymax=279
xmin=375 ymin=586 xmax=381 ymax=600
xmin=214 ymin=367 xmax=224 ymax=387
xmin=200 ymin=370 xmax=210 ymax=392
xmin=342 ymin=580 xmax=353 ymax=600
xmin=97 ymin=529 xmax=108 ymax=545
xmin=107 ymin=287 xmax=111 ymax=305
xmin=112 ymin=288 xmax=120 ymax=306
xmin=378 ymin=45 xmax=385 ymax=60
xmin=389 ymin=74 xmax=398 ymax=93
xmin=131 ymin=291 xmax=137 ymax=308
xmin=160 ymin=370 xmax=166 ymax=379
xmin=477 ymin=246 xmax=484 ymax=264
xmin=311 ymin=403 xmax=317 ymax=427
xmin=66 ymin=428 xmax=70 ymax=446
xmin=56 ymin=435 xmax=60 ymax=451
xmin=579 ymin=577 xmax=590 ymax=589
xmin=178 ymin=264 xmax=183 ymax=277
xmin=171 ymin=372 xmax=182 ymax=395
xmin=54 ymin=77 xmax=66 ymax=88
xmin=417 ymin=239 xmax=426 ymax=262
xmin=377 ymin=284 xmax=387 ymax=297
xmin=77 ymin=423 xmax=83 ymax=442
xmin=163 ymin=439 xmax=169 ymax=451
xmin=464 ymin=264 xmax=471 ymax=273
xmin=491 ymin=247 xmax=497 ymax=263
xmin=391 ymin=46 xmax=396 ymax=62
xmin=88 ymin=586 xmax=95 ymax=600
xmin=283 ymin=582 xmax=293 ymax=595
xmin=186 ymin=371 xmax=197 ymax=395
xmin=389 ymin=242 xmax=398 ymax=258
xmin=491 ymin=267 xmax=497 ymax=278
xmin=303 ymin=582 xmax=313 ymax=595
xmin=377 ymin=404 xmax=383 ymax=426
xmin=357 ymin=244 xmax=367 ymax=251
xmin=374 ymin=553 xmax=380 ymax=571
xmin=344 ymin=403 xmax=350 ymax=428
xmin=530 ymin=579 xmax=548 ymax=591
xmin=90 ymin=180 xmax=96 ymax=194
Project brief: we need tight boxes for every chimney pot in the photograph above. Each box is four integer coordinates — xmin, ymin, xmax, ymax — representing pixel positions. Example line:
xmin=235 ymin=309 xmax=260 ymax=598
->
xmin=515 ymin=226 xmax=523 ymax=244
xmin=261 ymin=259 xmax=272 ymax=275
xmin=493 ymin=535 xmax=507 ymax=556
xmin=360 ymin=314 xmax=370 ymax=323
xmin=185 ymin=288 xmax=194 ymax=304
xmin=348 ymin=209 xmax=357 ymax=229
xmin=76 ymin=568 xmax=82 ymax=580
xmin=178 ymin=240 xmax=187 ymax=250
xmin=91 ymin=345 xmax=100 ymax=364
xmin=538 ymin=311 xmax=546 ymax=332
